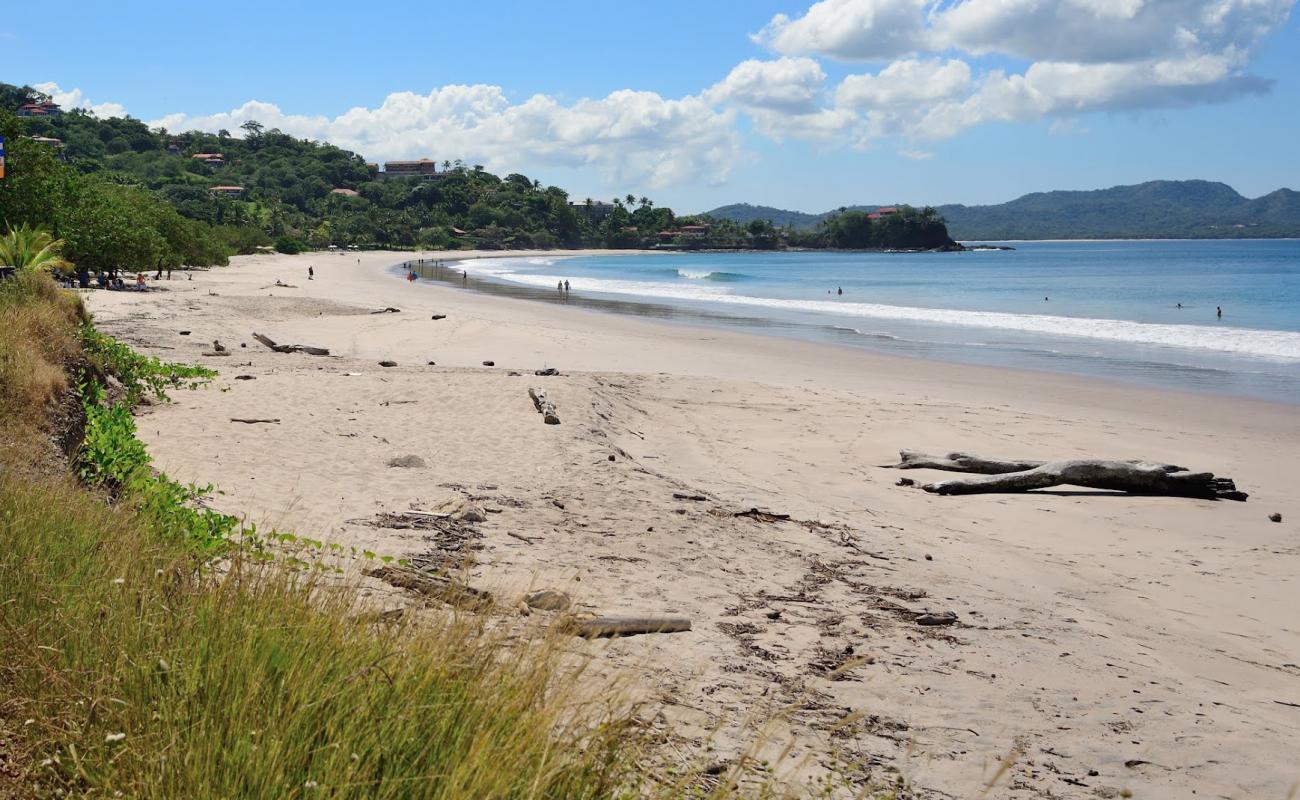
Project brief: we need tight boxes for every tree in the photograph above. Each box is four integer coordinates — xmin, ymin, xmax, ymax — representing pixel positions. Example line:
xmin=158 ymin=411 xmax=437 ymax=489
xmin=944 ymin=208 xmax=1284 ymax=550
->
xmin=240 ymin=120 xmax=265 ymax=143
xmin=57 ymin=176 xmax=167 ymax=273
xmin=0 ymin=223 xmax=74 ymax=275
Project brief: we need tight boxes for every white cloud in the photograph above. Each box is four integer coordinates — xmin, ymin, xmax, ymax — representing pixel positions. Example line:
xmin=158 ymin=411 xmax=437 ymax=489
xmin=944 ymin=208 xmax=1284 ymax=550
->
xmin=747 ymin=0 xmax=1291 ymax=151
xmin=898 ymin=148 xmax=934 ymax=160
xmin=705 ymin=57 xmax=857 ymax=140
xmin=836 ymin=59 xmax=972 ymax=108
xmin=150 ymin=85 xmax=742 ymax=189
xmin=753 ymin=0 xmax=932 ymax=60
xmin=706 ymin=57 xmax=827 ymax=113
xmin=32 ymin=82 xmax=126 ymax=119
xmin=930 ymin=0 xmax=1294 ymax=63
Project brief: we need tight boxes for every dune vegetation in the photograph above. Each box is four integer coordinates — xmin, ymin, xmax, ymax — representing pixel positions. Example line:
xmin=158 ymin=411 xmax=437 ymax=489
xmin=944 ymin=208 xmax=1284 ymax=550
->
xmin=0 ymin=270 xmax=759 ymax=799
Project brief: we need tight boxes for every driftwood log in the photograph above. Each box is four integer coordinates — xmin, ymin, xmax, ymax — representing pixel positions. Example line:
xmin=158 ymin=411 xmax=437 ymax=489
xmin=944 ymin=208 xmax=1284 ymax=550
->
xmin=567 ymin=615 xmax=692 ymax=638
xmin=528 ymin=388 xmax=560 ymax=425
xmin=889 ymin=450 xmax=1247 ymax=501
xmin=252 ymin=332 xmax=330 ymax=357
xmin=364 ymin=565 xmax=491 ymax=610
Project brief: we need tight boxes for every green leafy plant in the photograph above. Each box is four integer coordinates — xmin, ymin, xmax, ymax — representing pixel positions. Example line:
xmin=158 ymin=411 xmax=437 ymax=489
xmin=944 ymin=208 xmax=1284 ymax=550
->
xmin=0 ymin=222 xmax=74 ymax=275
xmin=81 ymin=323 xmax=216 ymax=402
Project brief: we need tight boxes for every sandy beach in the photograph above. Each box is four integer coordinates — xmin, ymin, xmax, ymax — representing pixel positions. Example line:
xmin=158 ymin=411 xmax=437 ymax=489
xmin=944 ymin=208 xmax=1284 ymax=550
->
xmin=86 ymin=251 xmax=1300 ymax=798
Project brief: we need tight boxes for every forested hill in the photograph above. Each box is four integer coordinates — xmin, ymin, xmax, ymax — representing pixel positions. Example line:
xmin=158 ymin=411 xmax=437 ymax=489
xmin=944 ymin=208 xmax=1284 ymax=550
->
xmin=938 ymin=181 xmax=1300 ymax=239
xmin=706 ymin=180 xmax=1300 ymax=239
xmin=0 ymin=81 xmax=957 ymax=259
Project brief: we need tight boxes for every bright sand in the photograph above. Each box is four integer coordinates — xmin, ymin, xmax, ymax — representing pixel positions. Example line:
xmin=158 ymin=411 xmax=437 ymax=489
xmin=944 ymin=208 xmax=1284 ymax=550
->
xmin=87 ymin=251 xmax=1300 ymax=798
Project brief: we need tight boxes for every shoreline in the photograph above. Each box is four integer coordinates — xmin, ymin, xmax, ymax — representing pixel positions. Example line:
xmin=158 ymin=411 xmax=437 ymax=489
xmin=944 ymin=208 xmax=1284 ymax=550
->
xmin=409 ymin=249 xmax=1300 ymax=409
xmin=84 ymin=251 xmax=1300 ymax=798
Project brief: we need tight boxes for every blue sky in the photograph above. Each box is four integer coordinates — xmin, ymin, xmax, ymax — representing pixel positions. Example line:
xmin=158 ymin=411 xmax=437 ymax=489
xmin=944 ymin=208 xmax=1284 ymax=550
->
xmin=2 ymin=0 xmax=1297 ymax=213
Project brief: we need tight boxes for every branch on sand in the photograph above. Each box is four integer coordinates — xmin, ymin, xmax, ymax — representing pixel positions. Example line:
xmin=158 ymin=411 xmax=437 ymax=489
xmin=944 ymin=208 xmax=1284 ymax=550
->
xmin=364 ymin=565 xmax=492 ymax=610
xmin=252 ymin=332 xmax=330 ymax=356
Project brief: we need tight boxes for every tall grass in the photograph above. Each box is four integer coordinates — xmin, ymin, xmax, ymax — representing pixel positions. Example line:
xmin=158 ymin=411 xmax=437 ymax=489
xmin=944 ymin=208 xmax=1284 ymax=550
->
xmin=0 ymin=272 xmax=654 ymax=799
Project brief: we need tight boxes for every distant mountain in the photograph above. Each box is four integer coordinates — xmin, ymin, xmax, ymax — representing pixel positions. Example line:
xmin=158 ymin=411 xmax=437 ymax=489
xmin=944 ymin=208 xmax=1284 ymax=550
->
xmin=704 ymin=181 xmax=1300 ymax=240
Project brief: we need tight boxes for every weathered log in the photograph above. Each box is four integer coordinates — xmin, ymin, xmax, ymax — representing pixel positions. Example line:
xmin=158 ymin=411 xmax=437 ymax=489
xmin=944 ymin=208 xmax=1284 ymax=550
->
xmin=901 ymin=451 xmax=1247 ymax=500
xmin=890 ymin=450 xmax=1046 ymax=473
xmin=364 ymin=565 xmax=491 ymax=610
xmin=528 ymin=388 xmax=560 ymax=425
xmin=230 ymin=418 xmax=280 ymax=424
xmin=370 ymin=307 xmax=401 ymax=314
xmin=252 ymin=332 xmax=330 ymax=357
xmin=568 ymin=615 xmax=692 ymax=638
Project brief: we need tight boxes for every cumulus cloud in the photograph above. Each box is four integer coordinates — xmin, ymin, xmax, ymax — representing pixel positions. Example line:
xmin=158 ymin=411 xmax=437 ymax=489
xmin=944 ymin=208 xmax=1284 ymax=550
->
xmin=706 ymin=57 xmax=827 ymax=113
xmin=746 ymin=0 xmax=1293 ymax=153
xmin=931 ymin=0 xmax=1295 ymax=63
xmin=836 ymin=59 xmax=972 ymax=108
xmin=752 ymin=0 xmax=931 ymax=60
xmin=704 ymin=57 xmax=857 ymax=140
xmin=32 ymin=82 xmax=127 ymax=119
xmin=150 ymin=85 xmax=741 ymax=189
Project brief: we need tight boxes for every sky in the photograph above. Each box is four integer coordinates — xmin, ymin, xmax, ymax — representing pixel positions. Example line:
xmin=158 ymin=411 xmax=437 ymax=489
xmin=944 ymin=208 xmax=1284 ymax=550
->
xmin=2 ymin=0 xmax=1298 ymax=213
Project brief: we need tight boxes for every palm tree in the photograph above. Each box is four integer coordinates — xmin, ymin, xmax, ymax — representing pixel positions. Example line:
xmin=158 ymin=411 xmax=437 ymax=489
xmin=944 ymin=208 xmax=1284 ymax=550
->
xmin=625 ymin=193 xmax=636 ymax=206
xmin=0 ymin=224 xmax=73 ymax=275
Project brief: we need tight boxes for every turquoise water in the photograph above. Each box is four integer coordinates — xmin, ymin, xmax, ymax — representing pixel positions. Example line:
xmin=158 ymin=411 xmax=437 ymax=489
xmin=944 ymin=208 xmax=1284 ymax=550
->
xmin=444 ymin=240 xmax=1300 ymax=403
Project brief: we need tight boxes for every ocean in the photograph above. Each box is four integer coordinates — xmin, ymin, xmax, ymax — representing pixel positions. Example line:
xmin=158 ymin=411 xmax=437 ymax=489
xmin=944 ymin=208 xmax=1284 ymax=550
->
xmin=414 ymin=240 xmax=1300 ymax=404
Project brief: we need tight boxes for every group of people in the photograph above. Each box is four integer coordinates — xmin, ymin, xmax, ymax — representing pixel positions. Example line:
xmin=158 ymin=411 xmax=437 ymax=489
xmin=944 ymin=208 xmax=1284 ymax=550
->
xmin=1174 ymin=302 xmax=1225 ymax=318
xmin=556 ymin=280 xmax=571 ymax=295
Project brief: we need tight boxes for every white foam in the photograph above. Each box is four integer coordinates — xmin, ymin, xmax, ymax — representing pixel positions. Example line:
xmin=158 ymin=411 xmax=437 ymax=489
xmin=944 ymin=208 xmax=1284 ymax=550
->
xmin=678 ymin=269 xmax=713 ymax=279
xmin=470 ymin=269 xmax=1300 ymax=361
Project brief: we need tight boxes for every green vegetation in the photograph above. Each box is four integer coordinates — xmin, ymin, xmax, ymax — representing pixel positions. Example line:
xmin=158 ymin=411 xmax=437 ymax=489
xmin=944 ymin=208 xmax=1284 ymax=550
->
xmin=0 ymin=222 xmax=73 ymax=274
xmin=706 ymin=179 xmax=1300 ymax=240
xmin=0 ymin=271 xmax=680 ymax=798
xmin=937 ymin=180 xmax=1300 ymax=239
xmin=2 ymin=81 xmax=958 ymax=254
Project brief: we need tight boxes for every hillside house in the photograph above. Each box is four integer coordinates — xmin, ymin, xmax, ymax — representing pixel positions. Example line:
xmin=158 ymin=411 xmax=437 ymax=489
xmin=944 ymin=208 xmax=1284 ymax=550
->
xmin=17 ymin=101 xmax=61 ymax=118
xmin=381 ymin=158 xmax=440 ymax=178
xmin=211 ymin=185 xmax=244 ymax=199
xmin=191 ymin=153 xmax=226 ymax=166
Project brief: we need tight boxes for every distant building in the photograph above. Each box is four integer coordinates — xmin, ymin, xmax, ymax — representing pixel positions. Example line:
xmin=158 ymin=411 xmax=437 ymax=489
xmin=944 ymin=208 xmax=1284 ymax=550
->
xmin=26 ymin=136 xmax=63 ymax=146
xmin=330 ymin=188 xmax=360 ymax=197
xmin=211 ymin=185 xmax=244 ymax=199
xmin=656 ymin=224 xmax=710 ymax=241
xmin=166 ymin=140 xmax=183 ymax=154
xmin=569 ymin=202 xmax=616 ymax=225
xmin=381 ymin=158 xmax=440 ymax=178
xmin=17 ymin=101 xmax=61 ymax=118
xmin=876 ymin=207 xmax=899 ymax=215
xmin=365 ymin=163 xmax=379 ymax=178
xmin=191 ymin=153 xmax=226 ymax=166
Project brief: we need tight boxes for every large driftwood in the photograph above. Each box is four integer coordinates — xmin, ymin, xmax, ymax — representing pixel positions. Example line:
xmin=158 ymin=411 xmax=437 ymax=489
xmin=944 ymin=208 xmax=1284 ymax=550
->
xmin=891 ymin=450 xmax=1046 ymax=473
xmin=528 ymin=388 xmax=560 ymax=425
xmin=252 ymin=332 xmax=330 ymax=357
xmin=890 ymin=450 xmax=1247 ymax=501
xmin=364 ymin=565 xmax=492 ymax=610
xmin=568 ymin=615 xmax=692 ymax=638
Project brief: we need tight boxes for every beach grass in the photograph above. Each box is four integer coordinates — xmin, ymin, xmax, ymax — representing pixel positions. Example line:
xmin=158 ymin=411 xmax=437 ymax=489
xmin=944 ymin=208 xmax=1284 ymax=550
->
xmin=0 ymin=272 xmax=664 ymax=799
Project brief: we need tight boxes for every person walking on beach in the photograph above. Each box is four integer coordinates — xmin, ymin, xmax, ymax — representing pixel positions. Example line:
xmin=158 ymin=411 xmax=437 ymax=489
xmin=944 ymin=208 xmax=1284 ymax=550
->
xmin=837 ymin=286 xmax=843 ymax=296
xmin=557 ymin=280 xmax=564 ymax=294
xmin=1217 ymin=306 xmax=1223 ymax=318
xmin=564 ymin=280 xmax=570 ymax=294
xmin=463 ymin=270 xmax=468 ymax=287
xmin=308 ymin=265 xmax=314 ymax=280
